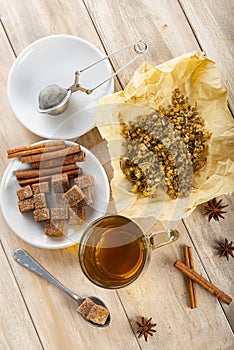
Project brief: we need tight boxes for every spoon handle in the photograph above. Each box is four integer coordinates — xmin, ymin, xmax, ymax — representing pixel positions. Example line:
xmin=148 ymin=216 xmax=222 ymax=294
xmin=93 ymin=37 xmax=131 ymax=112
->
xmin=14 ymin=248 xmax=80 ymax=303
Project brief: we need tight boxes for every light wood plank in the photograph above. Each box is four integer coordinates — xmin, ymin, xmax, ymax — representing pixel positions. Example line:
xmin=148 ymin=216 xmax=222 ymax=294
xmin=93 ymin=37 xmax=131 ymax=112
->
xmin=0 ymin=0 xmax=104 ymax=55
xmin=0 ymin=242 xmax=42 ymax=350
xmin=179 ymin=0 xmax=234 ymax=113
xmin=183 ymin=194 xmax=234 ymax=329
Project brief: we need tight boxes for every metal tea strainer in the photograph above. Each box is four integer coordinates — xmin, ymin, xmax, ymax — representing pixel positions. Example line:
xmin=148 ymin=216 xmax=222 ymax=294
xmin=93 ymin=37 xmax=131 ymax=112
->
xmin=38 ymin=39 xmax=148 ymax=115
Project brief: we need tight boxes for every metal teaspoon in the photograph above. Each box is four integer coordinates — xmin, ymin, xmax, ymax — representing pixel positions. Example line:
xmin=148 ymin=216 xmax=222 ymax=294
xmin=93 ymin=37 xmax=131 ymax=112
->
xmin=14 ymin=248 xmax=110 ymax=327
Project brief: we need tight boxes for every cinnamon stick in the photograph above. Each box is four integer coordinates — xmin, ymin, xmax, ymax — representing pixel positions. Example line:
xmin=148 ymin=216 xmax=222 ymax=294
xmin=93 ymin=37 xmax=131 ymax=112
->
xmin=8 ymin=145 xmax=66 ymax=159
xmin=31 ymin=152 xmax=86 ymax=169
xmin=18 ymin=168 xmax=82 ymax=186
xmin=7 ymin=141 xmax=65 ymax=154
xmin=21 ymin=145 xmax=81 ymax=164
xmin=16 ymin=163 xmax=79 ymax=179
xmin=188 ymin=247 xmax=197 ymax=308
xmin=184 ymin=247 xmax=197 ymax=309
xmin=7 ymin=141 xmax=65 ymax=158
xmin=174 ymin=260 xmax=232 ymax=305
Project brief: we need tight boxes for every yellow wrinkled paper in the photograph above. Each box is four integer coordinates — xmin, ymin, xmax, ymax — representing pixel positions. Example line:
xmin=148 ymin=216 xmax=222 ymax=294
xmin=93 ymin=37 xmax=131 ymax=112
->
xmin=97 ymin=51 xmax=234 ymax=221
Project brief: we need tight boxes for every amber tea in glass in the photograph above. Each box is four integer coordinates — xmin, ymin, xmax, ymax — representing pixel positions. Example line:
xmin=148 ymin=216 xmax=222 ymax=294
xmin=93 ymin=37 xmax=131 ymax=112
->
xmin=79 ymin=216 xmax=148 ymax=289
xmin=79 ymin=215 xmax=179 ymax=289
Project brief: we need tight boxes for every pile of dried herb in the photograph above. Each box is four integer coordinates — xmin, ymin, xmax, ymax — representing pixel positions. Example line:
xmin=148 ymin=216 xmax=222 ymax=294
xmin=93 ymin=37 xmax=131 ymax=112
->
xmin=120 ymin=88 xmax=212 ymax=199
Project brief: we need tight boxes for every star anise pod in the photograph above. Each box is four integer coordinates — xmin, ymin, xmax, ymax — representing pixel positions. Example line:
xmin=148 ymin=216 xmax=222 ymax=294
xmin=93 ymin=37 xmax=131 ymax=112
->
xmin=136 ymin=317 xmax=156 ymax=342
xmin=204 ymin=198 xmax=228 ymax=222
xmin=215 ymin=239 xmax=234 ymax=260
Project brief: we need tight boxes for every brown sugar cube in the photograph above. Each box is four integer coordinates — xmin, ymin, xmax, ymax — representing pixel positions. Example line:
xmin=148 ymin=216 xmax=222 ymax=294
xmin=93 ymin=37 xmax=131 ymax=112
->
xmin=51 ymin=208 xmax=68 ymax=220
xmin=18 ymin=198 xmax=34 ymax=212
xmin=76 ymin=198 xmax=86 ymax=207
xmin=33 ymin=208 xmax=50 ymax=222
xmin=77 ymin=188 xmax=93 ymax=207
xmin=32 ymin=182 xmax=50 ymax=194
xmin=33 ymin=193 xmax=47 ymax=209
xmin=77 ymin=298 xmax=96 ymax=318
xmin=87 ymin=303 xmax=110 ymax=325
xmin=77 ymin=297 xmax=109 ymax=325
xmin=16 ymin=185 xmax=32 ymax=200
xmin=62 ymin=185 xmax=85 ymax=207
xmin=83 ymin=188 xmax=93 ymax=206
xmin=68 ymin=207 xmax=85 ymax=225
xmin=45 ymin=220 xmax=64 ymax=237
xmin=51 ymin=174 xmax=70 ymax=193
xmin=56 ymin=193 xmax=69 ymax=208
xmin=74 ymin=175 xmax=95 ymax=188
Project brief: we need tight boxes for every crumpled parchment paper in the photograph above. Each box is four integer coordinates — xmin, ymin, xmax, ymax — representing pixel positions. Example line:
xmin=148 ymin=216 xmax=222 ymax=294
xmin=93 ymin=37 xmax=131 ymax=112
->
xmin=96 ymin=51 xmax=234 ymax=221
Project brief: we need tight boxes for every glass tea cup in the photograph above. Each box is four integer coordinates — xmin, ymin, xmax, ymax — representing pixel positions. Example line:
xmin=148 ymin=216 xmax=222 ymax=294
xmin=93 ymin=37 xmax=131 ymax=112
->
xmin=78 ymin=215 xmax=179 ymax=289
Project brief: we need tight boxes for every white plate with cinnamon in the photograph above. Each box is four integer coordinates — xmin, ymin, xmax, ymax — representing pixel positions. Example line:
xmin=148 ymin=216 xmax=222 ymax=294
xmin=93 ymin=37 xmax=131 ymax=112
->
xmin=0 ymin=140 xmax=110 ymax=249
xmin=7 ymin=35 xmax=113 ymax=139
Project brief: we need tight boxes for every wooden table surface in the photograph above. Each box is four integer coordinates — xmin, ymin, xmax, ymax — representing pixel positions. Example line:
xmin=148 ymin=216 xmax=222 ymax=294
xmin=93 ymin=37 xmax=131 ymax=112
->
xmin=0 ymin=1 xmax=233 ymax=349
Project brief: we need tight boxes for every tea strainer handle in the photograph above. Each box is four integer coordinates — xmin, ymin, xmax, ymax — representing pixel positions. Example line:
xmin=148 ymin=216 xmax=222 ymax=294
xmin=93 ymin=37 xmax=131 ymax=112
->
xmin=69 ymin=40 xmax=148 ymax=94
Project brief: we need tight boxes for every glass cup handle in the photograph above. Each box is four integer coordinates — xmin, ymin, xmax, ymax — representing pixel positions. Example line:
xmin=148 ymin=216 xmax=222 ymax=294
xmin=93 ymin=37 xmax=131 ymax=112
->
xmin=148 ymin=229 xmax=179 ymax=249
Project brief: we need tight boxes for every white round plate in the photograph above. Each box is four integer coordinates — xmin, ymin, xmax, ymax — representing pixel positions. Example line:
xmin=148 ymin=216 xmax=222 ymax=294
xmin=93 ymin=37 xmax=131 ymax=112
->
xmin=7 ymin=35 xmax=114 ymax=139
xmin=0 ymin=141 xmax=110 ymax=249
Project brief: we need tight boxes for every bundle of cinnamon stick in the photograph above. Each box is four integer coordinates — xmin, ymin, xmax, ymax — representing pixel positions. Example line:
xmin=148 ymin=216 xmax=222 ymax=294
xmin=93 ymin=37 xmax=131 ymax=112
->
xmin=174 ymin=246 xmax=232 ymax=308
xmin=7 ymin=141 xmax=86 ymax=186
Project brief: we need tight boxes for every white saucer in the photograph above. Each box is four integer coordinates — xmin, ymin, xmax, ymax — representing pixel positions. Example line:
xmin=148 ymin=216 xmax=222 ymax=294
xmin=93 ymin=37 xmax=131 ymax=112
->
xmin=0 ymin=140 xmax=110 ymax=249
xmin=7 ymin=35 xmax=114 ymax=139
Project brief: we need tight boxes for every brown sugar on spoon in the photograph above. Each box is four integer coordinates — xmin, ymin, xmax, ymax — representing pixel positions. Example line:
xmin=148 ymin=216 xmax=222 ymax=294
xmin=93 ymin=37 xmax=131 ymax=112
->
xmin=77 ymin=297 xmax=110 ymax=326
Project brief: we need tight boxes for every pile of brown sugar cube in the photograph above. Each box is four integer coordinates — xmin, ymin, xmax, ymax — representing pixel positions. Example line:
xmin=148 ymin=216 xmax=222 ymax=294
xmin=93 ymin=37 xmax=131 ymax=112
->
xmin=16 ymin=173 xmax=95 ymax=237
